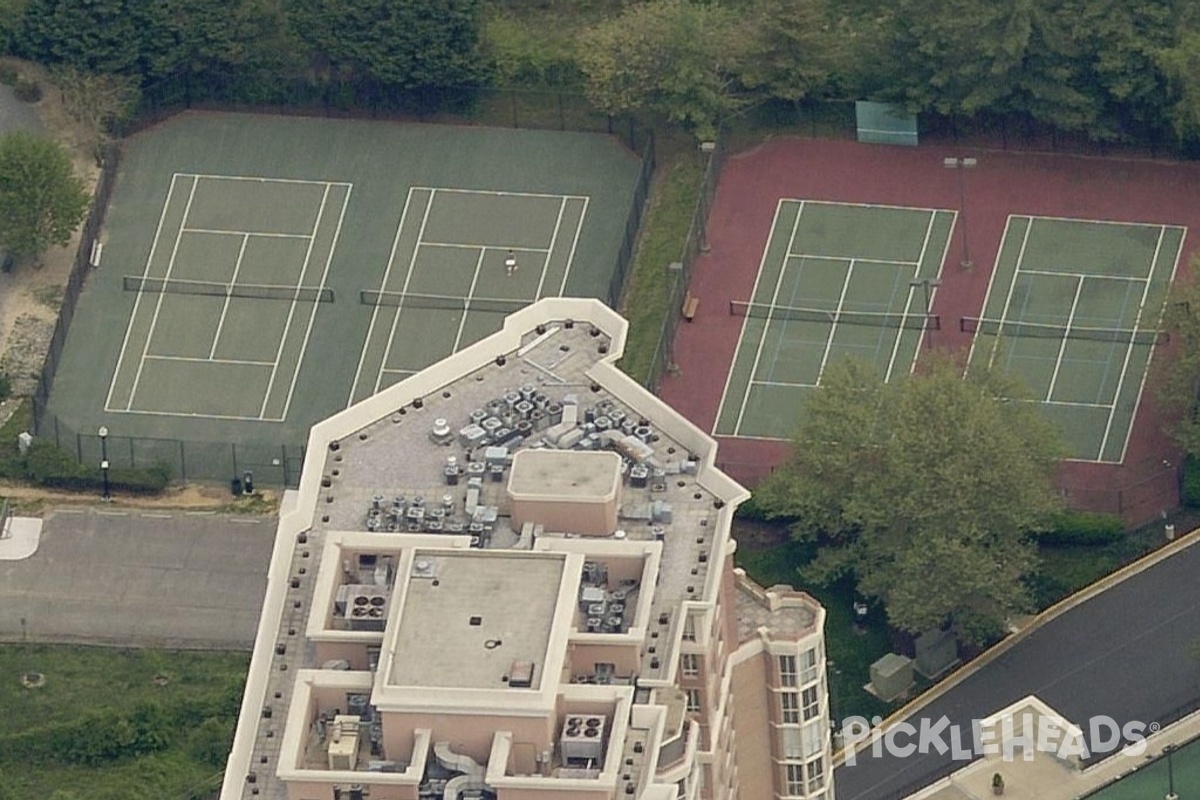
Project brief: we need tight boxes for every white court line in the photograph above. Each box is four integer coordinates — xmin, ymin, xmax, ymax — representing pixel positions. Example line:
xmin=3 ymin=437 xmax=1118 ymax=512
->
xmin=380 ymin=368 xmax=419 ymax=377
xmin=1117 ymin=226 xmax=1187 ymax=463
xmin=452 ymin=250 xmax=488 ymax=352
xmin=258 ymin=183 xmax=331 ymax=419
xmin=733 ymin=202 xmax=804 ymax=436
xmin=789 ymin=252 xmax=919 ymax=268
xmin=815 ymin=260 xmax=857 ymax=384
xmin=126 ymin=176 xmax=200 ymax=410
xmin=105 ymin=173 xmax=180 ymax=411
xmin=349 ymin=187 xmax=420 ymax=407
xmin=885 ymin=211 xmax=936 ymax=381
xmin=964 ymin=216 xmax=1017 ymax=374
xmin=557 ymin=196 xmax=589 ymax=295
xmin=908 ymin=209 xmax=954 ymax=376
xmin=1098 ymin=225 xmax=1165 ymax=460
xmin=1018 ymin=268 xmax=1147 ymax=282
xmin=986 ymin=218 xmax=1036 ymax=370
xmin=1045 ymin=275 xmax=1085 ymax=401
xmin=750 ymin=379 xmax=818 ymax=389
xmin=145 ymin=355 xmax=275 ymax=367
xmin=416 ymin=186 xmax=588 ymax=202
xmin=114 ymin=407 xmax=270 ymax=422
xmin=373 ymin=190 xmax=437 ymax=397
xmin=209 ymin=234 xmax=250 ymax=359
xmin=713 ymin=199 xmax=787 ymax=436
xmin=1042 ymin=398 xmax=1115 ymax=409
xmin=279 ymin=184 xmax=352 ymax=421
xmin=180 ymin=227 xmax=313 ymax=240
xmin=536 ymin=197 xmax=567 ymax=300
xmin=420 ymin=241 xmax=551 ymax=253
xmin=181 ymin=173 xmax=352 ymax=188
xmin=1019 ymin=212 xmax=1186 ymax=231
xmin=794 ymin=198 xmax=948 ymax=216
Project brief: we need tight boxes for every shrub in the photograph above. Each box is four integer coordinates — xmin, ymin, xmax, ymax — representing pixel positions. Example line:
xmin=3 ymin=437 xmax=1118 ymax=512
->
xmin=1035 ymin=510 xmax=1125 ymax=547
xmin=0 ymin=370 xmax=10 ymax=401
xmin=0 ymin=62 xmax=17 ymax=86
xmin=13 ymin=77 xmax=41 ymax=102
xmin=22 ymin=438 xmax=170 ymax=494
xmin=1182 ymin=454 xmax=1200 ymax=507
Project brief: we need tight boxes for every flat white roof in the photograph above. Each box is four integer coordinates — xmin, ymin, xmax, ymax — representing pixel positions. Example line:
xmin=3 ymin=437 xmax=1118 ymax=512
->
xmin=388 ymin=551 xmax=566 ymax=690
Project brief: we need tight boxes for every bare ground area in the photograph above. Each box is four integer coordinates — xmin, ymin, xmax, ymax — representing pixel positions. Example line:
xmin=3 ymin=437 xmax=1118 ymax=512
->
xmin=0 ymin=60 xmax=102 ymax=420
xmin=0 ymin=480 xmax=281 ymax=515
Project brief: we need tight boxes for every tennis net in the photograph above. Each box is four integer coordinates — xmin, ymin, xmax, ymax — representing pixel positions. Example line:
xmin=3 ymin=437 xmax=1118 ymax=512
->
xmin=123 ymin=276 xmax=334 ymax=303
xmin=359 ymin=291 xmax=531 ymax=314
xmin=729 ymin=300 xmax=940 ymax=330
xmin=960 ymin=317 xmax=1166 ymax=345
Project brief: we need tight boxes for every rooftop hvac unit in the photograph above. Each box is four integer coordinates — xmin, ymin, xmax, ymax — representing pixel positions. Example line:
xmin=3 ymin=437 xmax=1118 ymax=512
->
xmin=327 ymin=715 xmax=362 ymax=770
xmin=340 ymin=584 xmax=390 ymax=631
xmin=560 ymin=715 xmax=606 ymax=762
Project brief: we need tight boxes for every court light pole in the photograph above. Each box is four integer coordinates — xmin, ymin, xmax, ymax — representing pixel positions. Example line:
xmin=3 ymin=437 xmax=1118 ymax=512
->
xmin=1164 ymin=743 xmax=1177 ymax=800
xmin=910 ymin=278 xmax=942 ymax=348
xmin=943 ymin=157 xmax=977 ymax=269
xmin=98 ymin=426 xmax=111 ymax=502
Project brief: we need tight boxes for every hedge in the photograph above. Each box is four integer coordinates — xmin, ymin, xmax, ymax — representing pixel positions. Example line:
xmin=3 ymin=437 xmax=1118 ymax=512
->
xmin=1182 ymin=454 xmax=1200 ymax=507
xmin=22 ymin=439 xmax=169 ymax=494
xmin=1035 ymin=510 xmax=1125 ymax=547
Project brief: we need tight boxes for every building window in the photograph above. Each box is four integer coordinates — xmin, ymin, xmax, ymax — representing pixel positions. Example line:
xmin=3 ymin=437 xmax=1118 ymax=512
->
xmin=778 ymin=655 xmax=797 ymax=687
xmin=800 ymin=648 xmax=818 ymax=685
xmin=780 ymin=691 xmax=800 ymax=724
xmin=682 ymin=653 xmax=700 ymax=678
xmin=802 ymin=686 xmax=820 ymax=721
xmin=686 ymin=688 xmax=702 ymax=713
xmin=785 ymin=764 xmax=804 ymax=796
xmin=683 ymin=616 xmax=697 ymax=642
xmin=806 ymin=759 xmax=825 ymax=792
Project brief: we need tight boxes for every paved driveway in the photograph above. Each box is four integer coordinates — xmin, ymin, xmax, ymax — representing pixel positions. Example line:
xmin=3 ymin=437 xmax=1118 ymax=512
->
xmin=835 ymin=539 xmax=1200 ymax=800
xmin=0 ymin=507 xmax=274 ymax=648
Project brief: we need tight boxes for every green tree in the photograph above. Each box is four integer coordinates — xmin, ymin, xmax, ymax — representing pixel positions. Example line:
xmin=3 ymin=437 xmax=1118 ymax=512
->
xmin=290 ymin=0 xmax=484 ymax=88
xmin=17 ymin=0 xmax=146 ymax=74
xmin=737 ymin=0 xmax=848 ymax=108
xmin=0 ymin=132 xmax=89 ymax=262
xmin=755 ymin=356 xmax=1063 ymax=644
xmin=1156 ymin=28 xmax=1200 ymax=148
xmin=1155 ymin=267 xmax=1200 ymax=454
xmin=577 ymin=0 xmax=747 ymax=140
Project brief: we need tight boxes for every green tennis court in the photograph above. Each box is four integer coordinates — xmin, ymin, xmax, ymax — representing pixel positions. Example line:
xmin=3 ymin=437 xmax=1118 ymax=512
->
xmin=714 ymin=200 xmax=954 ymax=439
xmin=42 ymin=113 xmax=643 ymax=477
xmin=965 ymin=215 xmax=1184 ymax=462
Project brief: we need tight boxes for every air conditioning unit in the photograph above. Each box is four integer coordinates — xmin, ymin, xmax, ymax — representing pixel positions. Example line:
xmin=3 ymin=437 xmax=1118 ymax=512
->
xmin=560 ymin=715 xmax=606 ymax=762
xmin=340 ymin=584 xmax=390 ymax=631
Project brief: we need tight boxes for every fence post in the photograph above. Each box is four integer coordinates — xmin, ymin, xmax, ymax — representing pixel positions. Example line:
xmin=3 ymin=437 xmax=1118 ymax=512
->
xmin=76 ymin=431 xmax=82 ymax=461
xmin=281 ymin=444 xmax=290 ymax=487
xmin=231 ymin=442 xmax=238 ymax=479
xmin=179 ymin=440 xmax=187 ymax=483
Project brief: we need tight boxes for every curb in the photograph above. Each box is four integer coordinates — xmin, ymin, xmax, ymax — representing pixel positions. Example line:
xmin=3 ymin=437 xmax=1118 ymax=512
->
xmin=833 ymin=524 xmax=1200 ymax=766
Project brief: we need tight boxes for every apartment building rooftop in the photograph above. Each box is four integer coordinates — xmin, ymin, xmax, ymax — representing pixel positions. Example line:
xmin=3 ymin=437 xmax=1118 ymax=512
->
xmin=219 ymin=298 xmax=826 ymax=800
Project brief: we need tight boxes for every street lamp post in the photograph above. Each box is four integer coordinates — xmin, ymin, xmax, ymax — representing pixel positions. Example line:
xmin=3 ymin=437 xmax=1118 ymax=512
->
xmin=98 ymin=426 xmax=111 ymax=502
xmin=1164 ymin=743 xmax=1177 ymax=800
xmin=943 ymin=157 xmax=977 ymax=269
xmin=910 ymin=278 xmax=942 ymax=348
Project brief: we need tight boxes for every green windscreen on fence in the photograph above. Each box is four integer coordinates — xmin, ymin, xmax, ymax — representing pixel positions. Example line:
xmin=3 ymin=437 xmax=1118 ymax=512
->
xmin=855 ymin=101 xmax=918 ymax=146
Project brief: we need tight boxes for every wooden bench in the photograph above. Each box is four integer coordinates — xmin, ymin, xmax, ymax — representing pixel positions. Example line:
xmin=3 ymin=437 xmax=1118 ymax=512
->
xmin=682 ymin=293 xmax=700 ymax=321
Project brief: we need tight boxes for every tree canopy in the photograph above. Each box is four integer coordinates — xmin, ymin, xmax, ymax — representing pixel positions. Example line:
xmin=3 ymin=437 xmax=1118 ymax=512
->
xmin=754 ymin=356 xmax=1063 ymax=644
xmin=0 ymin=132 xmax=89 ymax=262
xmin=1155 ymin=266 xmax=1200 ymax=454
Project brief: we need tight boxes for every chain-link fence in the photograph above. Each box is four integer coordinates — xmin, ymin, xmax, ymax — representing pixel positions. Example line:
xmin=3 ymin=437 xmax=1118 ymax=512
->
xmin=642 ymin=135 xmax=726 ymax=392
xmin=1060 ymin=457 xmax=1182 ymax=527
xmin=28 ymin=76 xmax=656 ymax=488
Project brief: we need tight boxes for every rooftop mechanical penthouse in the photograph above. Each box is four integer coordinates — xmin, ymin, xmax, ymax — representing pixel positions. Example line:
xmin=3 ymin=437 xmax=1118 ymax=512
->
xmin=221 ymin=298 xmax=832 ymax=800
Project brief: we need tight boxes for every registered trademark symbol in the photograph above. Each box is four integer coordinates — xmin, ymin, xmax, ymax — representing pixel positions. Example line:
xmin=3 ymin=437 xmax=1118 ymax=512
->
xmin=1149 ymin=722 xmax=1160 ymax=732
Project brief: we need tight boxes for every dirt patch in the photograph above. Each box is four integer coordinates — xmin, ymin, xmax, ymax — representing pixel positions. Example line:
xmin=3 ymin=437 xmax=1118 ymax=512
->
xmin=0 ymin=481 xmax=281 ymax=515
xmin=0 ymin=59 xmax=102 ymax=395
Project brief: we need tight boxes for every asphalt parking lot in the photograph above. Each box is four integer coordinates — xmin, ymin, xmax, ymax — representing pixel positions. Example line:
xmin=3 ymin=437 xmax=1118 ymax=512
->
xmin=0 ymin=507 xmax=274 ymax=649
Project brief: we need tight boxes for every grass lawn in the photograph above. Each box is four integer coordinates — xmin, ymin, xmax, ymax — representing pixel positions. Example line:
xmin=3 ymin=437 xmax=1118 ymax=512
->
xmin=733 ymin=530 xmax=899 ymax=725
xmin=0 ymin=644 xmax=248 ymax=800
xmin=618 ymin=141 xmax=704 ymax=385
